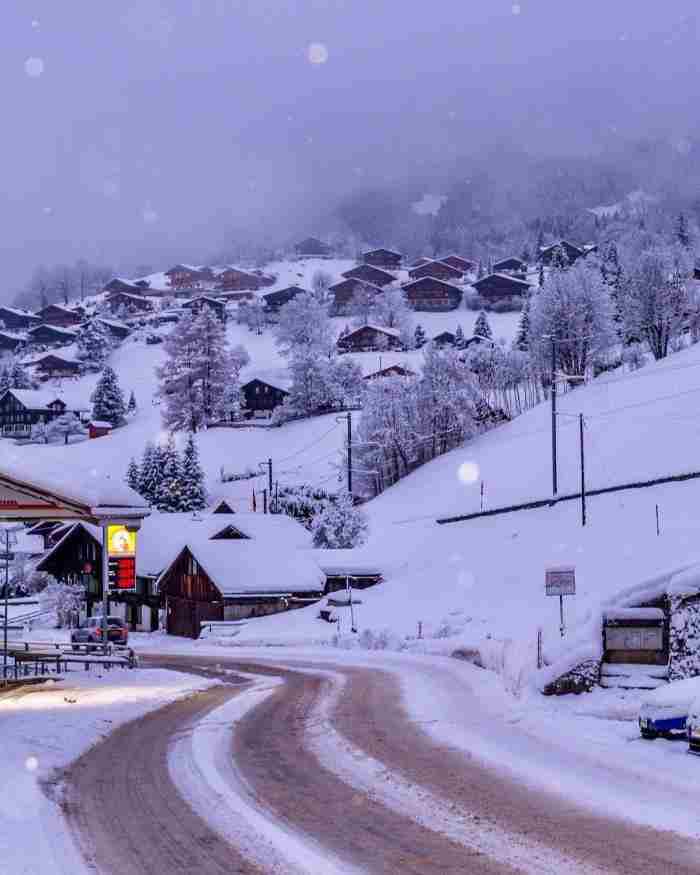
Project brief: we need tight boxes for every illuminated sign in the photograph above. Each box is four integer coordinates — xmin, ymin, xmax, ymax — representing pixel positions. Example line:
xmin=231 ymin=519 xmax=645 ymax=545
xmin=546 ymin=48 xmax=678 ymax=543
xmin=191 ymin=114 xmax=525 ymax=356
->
xmin=108 ymin=556 xmax=136 ymax=591
xmin=107 ymin=525 xmax=136 ymax=557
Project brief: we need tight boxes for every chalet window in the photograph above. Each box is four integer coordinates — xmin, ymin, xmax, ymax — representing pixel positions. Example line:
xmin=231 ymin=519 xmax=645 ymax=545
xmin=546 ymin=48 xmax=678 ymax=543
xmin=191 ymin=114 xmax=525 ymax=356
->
xmin=188 ymin=554 xmax=199 ymax=576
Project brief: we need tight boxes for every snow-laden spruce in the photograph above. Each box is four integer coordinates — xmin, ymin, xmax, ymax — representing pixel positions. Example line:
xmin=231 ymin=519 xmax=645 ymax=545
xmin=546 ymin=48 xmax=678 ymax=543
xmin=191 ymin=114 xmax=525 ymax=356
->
xmin=76 ymin=319 xmax=112 ymax=371
xmin=90 ymin=365 xmax=127 ymax=426
xmin=311 ymin=489 xmax=369 ymax=549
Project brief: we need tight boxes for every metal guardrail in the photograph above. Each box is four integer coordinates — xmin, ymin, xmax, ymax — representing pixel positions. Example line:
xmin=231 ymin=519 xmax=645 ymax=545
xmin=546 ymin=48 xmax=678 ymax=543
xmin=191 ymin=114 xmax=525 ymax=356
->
xmin=0 ymin=639 xmax=138 ymax=684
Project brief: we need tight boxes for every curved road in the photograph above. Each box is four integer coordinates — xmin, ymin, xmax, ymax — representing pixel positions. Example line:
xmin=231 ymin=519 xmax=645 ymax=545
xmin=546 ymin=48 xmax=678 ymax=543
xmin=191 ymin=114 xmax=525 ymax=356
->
xmin=60 ymin=654 xmax=700 ymax=874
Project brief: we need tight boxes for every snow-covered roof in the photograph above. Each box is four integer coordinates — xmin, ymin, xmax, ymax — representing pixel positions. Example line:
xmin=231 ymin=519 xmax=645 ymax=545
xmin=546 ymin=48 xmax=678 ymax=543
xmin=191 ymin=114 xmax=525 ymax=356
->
xmin=137 ymin=511 xmax=312 ymax=579
xmin=1 ymin=389 xmax=65 ymax=408
xmin=349 ymin=324 xmax=401 ymax=338
xmin=96 ymin=317 xmax=130 ymax=330
xmin=474 ymin=273 xmax=532 ymax=288
xmin=89 ymin=420 xmax=113 ymax=429
xmin=28 ymin=324 xmax=78 ymax=338
xmin=36 ymin=522 xmax=102 ymax=572
xmin=0 ymin=330 xmax=27 ymax=341
xmin=31 ymin=351 xmax=81 ymax=365
xmin=307 ymin=548 xmax=383 ymax=577
xmin=0 ymin=305 xmax=38 ymax=318
xmin=241 ymin=368 xmax=293 ymax=392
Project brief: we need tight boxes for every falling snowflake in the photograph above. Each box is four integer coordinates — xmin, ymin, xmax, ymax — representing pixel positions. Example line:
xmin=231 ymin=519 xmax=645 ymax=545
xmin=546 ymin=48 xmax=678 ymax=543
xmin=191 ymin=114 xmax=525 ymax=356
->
xmin=31 ymin=19 xmax=40 ymax=30
xmin=25 ymin=757 xmax=39 ymax=772
xmin=307 ymin=42 xmax=328 ymax=65
xmin=24 ymin=57 xmax=44 ymax=78
xmin=512 ymin=3 xmax=521 ymax=14
xmin=142 ymin=203 xmax=158 ymax=224
xmin=457 ymin=461 xmax=480 ymax=484
xmin=42 ymin=206 xmax=53 ymax=216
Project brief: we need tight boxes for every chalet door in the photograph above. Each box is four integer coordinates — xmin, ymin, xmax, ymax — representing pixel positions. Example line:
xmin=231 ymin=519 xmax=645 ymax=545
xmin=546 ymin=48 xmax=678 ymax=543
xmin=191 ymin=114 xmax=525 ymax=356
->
xmin=166 ymin=597 xmax=197 ymax=638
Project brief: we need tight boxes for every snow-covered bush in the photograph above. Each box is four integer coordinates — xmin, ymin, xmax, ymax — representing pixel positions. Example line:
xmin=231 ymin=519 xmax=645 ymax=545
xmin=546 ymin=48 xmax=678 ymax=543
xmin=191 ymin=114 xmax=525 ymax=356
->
xmin=311 ymin=490 xmax=369 ymax=549
xmin=90 ymin=365 xmax=126 ymax=426
xmin=40 ymin=579 xmax=85 ymax=628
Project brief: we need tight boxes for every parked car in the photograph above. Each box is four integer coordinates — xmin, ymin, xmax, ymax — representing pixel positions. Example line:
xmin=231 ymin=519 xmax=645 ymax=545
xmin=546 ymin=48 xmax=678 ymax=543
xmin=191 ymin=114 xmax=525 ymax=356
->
xmin=70 ymin=615 xmax=128 ymax=649
xmin=638 ymin=677 xmax=700 ymax=739
xmin=145 ymin=332 xmax=163 ymax=344
xmin=687 ymin=699 xmax=700 ymax=754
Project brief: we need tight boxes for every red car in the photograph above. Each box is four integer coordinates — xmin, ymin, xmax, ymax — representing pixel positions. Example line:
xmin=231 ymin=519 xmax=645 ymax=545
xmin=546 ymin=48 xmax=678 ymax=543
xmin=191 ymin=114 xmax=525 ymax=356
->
xmin=71 ymin=616 xmax=129 ymax=649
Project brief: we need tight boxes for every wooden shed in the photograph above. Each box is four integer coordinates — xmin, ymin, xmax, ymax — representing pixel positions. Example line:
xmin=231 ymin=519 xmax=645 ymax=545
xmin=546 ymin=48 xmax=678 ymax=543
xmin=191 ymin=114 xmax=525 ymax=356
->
xmin=337 ymin=324 xmax=403 ymax=353
xmin=472 ymin=273 xmax=531 ymax=302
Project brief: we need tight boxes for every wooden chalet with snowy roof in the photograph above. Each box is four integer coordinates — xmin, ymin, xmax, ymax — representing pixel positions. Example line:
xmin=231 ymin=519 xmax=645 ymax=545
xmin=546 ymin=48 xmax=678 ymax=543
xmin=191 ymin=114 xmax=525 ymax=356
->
xmin=0 ymin=331 xmax=26 ymax=354
xmin=432 ymin=330 xmax=457 ymax=348
xmin=35 ymin=522 xmax=105 ymax=616
xmin=410 ymin=256 xmax=433 ymax=268
xmin=337 ymin=324 xmax=402 ymax=353
xmin=441 ymin=255 xmax=476 ymax=273
xmin=31 ymin=352 xmax=81 ymax=379
xmin=216 ymin=267 xmax=266 ymax=292
xmin=103 ymin=278 xmax=143 ymax=296
xmin=402 ymin=276 xmax=462 ymax=311
xmin=408 ymin=259 xmax=463 ymax=282
xmin=262 ymin=285 xmax=305 ymax=314
xmin=341 ymin=264 xmax=396 ymax=288
xmin=108 ymin=291 xmax=154 ymax=314
xmin=472 ymin=273 xmax=531 ymax=302
xmin=0 ymin=388 xmax=78 ymax=438
xmin=295 ymin=237 xmax=332 ymax=258
xmin=492 ymin=256 xmax=527 ymax=275
xmin=34 ymin=304 xmax=83 ymax=328
xmin=329 ymin=278 xmax=382 ymax=315
xmin=182 ymin=295 xmax=226 ymax=321
xmin=241 ymin=374 xmax=291 ymax=416
xmin=27 ymin=324 xmax=78 ymax=347
xmin=538 ymin=240 xmax=585 ymax=266
xmin=165 ymin=264 xmax=211 ymax=290
xmin=0 ymin=306 xmax=41 ymax=332
xmin=95 ymin=317 xmax=131 ymax=340
xmin=362 ymin=248 xmax=402 ymax=270
xmin=363 ymin=364 xmax=416 ymax=381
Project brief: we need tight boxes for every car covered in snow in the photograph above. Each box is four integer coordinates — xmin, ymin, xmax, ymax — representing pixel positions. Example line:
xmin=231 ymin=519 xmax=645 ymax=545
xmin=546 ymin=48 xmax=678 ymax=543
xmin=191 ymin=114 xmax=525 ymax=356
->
xmin=687 ymin=699 xmax=700 ymax=754
xmin=638 ymin=677 xmax=700 ymax=739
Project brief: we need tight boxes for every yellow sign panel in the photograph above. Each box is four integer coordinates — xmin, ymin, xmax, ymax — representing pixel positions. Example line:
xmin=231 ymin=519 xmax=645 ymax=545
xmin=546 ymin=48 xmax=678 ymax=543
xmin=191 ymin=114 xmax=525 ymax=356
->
xmin=107 ymin=525 xmax=137 ymax=557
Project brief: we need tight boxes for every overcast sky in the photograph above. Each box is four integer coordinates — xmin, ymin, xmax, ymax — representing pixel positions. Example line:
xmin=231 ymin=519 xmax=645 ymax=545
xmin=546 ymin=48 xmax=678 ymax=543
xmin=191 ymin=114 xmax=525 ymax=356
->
xmin=2 ymin=1 xmax=699 ymax=297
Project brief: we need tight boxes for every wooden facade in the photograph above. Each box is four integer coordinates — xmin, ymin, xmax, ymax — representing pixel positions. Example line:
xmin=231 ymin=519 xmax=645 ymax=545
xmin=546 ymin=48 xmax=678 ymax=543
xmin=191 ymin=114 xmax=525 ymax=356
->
xmin=329 ymin=278 xmax=381 ymax=314
xmin=0 ymin=306 xmax=40 ymax=331
xmin=337 ymin=325 xmax=402 ymax=353
xmin=0 ymin=390 xmax=68 ymax=437
xmin=182 ymin=296 xmax=226 ymax=321
xmin=539 ymin=240 xmax=585 ymax=266
xmin=160 ymin=548 xmax=224 ymax=638
xmin=472 ymin=273 xmax=531 ymax=301
xmin=441 ymin=255 xmax=476 ymax=273
xmin=295 ymin=237 xmax=332 ymax=258
xmin=241 ymin=378 xmax=289 ymax=415
xmin=262 ymin=285 xmax=305 ymax=313
xmin=108 ymin=292 xmax=154 ymax=314
xmin=165 ymin=265 xmax=211 ymax=290
xmin=402 ymin=277 xmax=462 ymax=311
xmin=341 ymin=264 xmax=395 ymax=288
xmin=362 ymin=248 xmax=402 ymax=270
xmin=35 ymin=304 xmax=83 ymax=328
xmin=408 ymin=260 xmax=463 ymax=282
xmin=0 ymin=331 xmax=26 ymax=353
xmin=27 ymin=324 xmax=78 ymax=346
xmin=432 ymin=331 xmax=457 ymax=348
xmin=492 ymin=256 xmax=527 ymax=274
xmin=32 ymin=353 xmax=81 ymax=378
xmin=216 ymin=268 xmax=264 ymax=292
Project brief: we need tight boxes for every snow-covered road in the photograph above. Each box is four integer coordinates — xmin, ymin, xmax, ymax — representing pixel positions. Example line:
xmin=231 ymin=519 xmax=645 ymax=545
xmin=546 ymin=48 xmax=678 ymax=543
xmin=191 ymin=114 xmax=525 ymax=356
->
xmin=60 ymin=651 xmax=700 ymax=874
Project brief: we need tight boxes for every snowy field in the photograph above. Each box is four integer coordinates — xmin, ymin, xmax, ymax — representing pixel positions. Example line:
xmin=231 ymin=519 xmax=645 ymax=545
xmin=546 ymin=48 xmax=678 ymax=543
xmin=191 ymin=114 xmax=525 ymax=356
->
xmin=0 ymin=668 xmax=215 ymax=874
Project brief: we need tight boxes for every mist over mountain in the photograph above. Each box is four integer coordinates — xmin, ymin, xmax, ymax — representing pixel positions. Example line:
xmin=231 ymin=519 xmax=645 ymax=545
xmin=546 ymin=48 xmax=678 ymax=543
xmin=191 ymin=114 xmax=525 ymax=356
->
xmin=3 ymin=1 xmax=700 ymax=299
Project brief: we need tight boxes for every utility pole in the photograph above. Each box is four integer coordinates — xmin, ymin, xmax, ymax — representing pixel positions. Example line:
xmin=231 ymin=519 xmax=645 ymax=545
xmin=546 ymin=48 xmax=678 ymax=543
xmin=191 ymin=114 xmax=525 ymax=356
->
xmin=259 ymin=458 xmax=273 ymax=509
xmin=262 ymin=489 xmax=268 ymax=515
xmin=347 ymin=411 xmax=352 ymax=496
xmin=579 ymin=413 xmax=586 ymax=527
xmin=550 ymin=336 xmax=558 ymax=497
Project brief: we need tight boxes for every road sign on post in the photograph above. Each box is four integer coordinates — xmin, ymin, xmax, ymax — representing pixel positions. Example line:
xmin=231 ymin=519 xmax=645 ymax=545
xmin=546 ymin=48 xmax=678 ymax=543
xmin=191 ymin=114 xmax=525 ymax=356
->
xmin=545 ymin=566 xmax=575 ymax=638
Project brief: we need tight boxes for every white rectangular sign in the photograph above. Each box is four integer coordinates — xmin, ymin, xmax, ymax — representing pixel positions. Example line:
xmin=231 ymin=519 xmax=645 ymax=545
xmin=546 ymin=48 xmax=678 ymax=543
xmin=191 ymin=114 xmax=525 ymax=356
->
xmin=545 ymin=566 xmax=576 ymax=597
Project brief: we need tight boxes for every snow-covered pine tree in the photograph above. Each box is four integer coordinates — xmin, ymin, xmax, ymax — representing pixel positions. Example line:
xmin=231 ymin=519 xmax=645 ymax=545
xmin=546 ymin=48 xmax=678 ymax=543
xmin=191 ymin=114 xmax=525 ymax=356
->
xmin=127 ymin=390 xmax=137 ymax=416
xmin=514 ymin=298 xmax=530 ymax=351
xmin=126 ymin=457 xmax=140 ymax=492
xmin=414 ymin=324 xmax=427 ymax=348
xmin=76 ymin=320 xmax=111 ymax=370
xmin=181 ymin=433 xmax=208 ymax=512
xmin=454 ymin=324 xmax=465 ymax=349
xmin=9 ymin=359 xmax=33 ymax=389
xmin=137 ymin=441 xmax=161 ymax=504
xmin=155 ymin=435 xmax=184 ymax=512
xmin=311 ymin=490 xmax=369 ymax=549
xmin=474 ymin=311 xmax=493 ymax=340
xmin=90 ymin=365 xmax=126 ymax=426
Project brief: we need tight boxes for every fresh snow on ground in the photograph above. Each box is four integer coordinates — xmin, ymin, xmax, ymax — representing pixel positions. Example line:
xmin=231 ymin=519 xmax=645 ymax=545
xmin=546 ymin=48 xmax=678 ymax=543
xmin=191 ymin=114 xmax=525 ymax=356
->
xmin=0 ymin=668 xmax=215 ymax=874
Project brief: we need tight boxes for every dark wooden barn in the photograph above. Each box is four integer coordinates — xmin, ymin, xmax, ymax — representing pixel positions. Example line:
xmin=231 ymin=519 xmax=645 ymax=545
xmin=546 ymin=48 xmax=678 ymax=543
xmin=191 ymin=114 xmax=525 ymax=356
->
xmin=241 ymin=377 xmax=290 ymax=416
xmin=472 ymin=273 xmax=531 ymax=302
xmin=108 ymin=291 xmax=154 ymax=314
xmin=0 ymin=331 xmax=26 ymax=353
xmin=0 ymin=306 xmax=41 ymax=331
xmin=95 ymin=318 xmax=131 ymax=340
xmin=408 ymin=260 xmax=463 ymax=282
xmin=34 ymin=304 xmax=83 ymax=328
xmin=27 ymin=324 xmax=78 ymax=346
xmin=262 ymin=285 xmax=306 ymax=313
xmin=363 ymin=364 xmax=416 ymax=381
xmin=538 ymin=240 xmax=585 ymax=266
xmin=103 ymin=278 xmax=143 ymax=296
xmin=402 ymin=277 xmax=462 ymax=311
xmin=432 ymin=331 xmax=457 ymax=348
xmin=337 ymin=324 xmax=403 ymax=353
xmin=0 ymin=389 xmax=76 ymax=438
xmin=182 ymin=296 xmax=227 ymax=321
xmin=492 ymin=256 xmax=527 ymax=275
xmin=31 ymin=353 xmax=82 ymax=379
xmin=362 ymin=248 xmax=403 ymax=270
xmin=441 ymin=255 xmax=476 ymax=273
xmin=341 ymin=264 xmax=396 ymax=287
xmin=295 ymin=237 xmax=332 ymax=258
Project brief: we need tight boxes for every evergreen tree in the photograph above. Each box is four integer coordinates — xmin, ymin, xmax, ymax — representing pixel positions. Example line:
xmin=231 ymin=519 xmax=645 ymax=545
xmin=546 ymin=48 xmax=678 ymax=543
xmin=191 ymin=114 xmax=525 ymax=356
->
xmin=454 ymin=324 xmax=465 ymax=349
xmin=311 ymin=490 xmax=369 ymax=549
xmin=90 ymin=365 xmax=126 ymax=426
xmin=76 ymin=320 xmax=111 ymax=370
xmin=155 ymin=436 xmax=184 ymax=512
xmin=677 ymin=212 xmax=691 ymax=249
xmin=514 ymin=297 xmax=530 ymax=352
xmin=474 ymin=311 xmax=493 ymax=340
xmin=414 ymin=324 xmax=427 ymax=348
xmin=137 ymin=441 xmax=161 ymax=504
xmin=1 ymin=358 xmax=33 ymax=392
xmin=127 ymin=390 xmax=137 ymax=416
xmin=181 ymin=434 xmax=208 ymax=511
xmin=126 ymin=457 xmax=140 ymax=492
